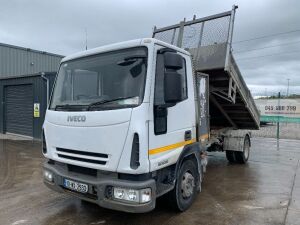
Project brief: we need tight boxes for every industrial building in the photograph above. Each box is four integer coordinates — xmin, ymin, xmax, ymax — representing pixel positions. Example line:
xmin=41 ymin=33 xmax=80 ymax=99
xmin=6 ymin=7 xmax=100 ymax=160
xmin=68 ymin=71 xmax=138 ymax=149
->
xmin=0 ymin=43 xmax=63 ymax=139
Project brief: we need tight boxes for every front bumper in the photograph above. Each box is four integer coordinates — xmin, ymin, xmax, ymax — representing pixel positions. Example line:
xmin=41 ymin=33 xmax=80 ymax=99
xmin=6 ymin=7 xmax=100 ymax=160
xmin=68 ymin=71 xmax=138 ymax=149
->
xmin=43 ymin=162 xmax=156 ymax=213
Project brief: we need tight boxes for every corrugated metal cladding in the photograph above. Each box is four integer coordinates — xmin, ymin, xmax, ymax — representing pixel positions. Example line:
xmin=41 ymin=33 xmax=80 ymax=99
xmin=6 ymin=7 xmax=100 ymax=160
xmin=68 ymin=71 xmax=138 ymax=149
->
xmin=0 ymin=43 xmax=63 ymax=78
xmin=5 ymin=84 xmax=34 ymax=136
xmin=0 ymin=72 xmax=57 ymax=139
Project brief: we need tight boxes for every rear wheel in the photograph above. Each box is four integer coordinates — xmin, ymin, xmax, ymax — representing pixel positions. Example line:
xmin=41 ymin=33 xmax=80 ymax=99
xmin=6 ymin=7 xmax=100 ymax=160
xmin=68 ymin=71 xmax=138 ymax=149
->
xmin=226 ymin=150 xmax=236 ymax=163
xmin=235 ymin=135 xmax=250 ymax=164
xmin=168 ymin=160 xmax=198 ymax=212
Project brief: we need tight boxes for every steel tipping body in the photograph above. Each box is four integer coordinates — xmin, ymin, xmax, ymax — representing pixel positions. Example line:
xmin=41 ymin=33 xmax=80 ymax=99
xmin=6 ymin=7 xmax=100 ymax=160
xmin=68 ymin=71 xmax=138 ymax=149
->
xmin=153 ymin=5 xmax=260 ymax=130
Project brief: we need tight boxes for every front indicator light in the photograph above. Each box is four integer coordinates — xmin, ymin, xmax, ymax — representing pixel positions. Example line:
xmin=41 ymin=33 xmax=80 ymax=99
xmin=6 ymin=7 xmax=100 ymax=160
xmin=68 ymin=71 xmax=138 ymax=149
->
xmin=140 ymin=188 xmax=151 ymax=203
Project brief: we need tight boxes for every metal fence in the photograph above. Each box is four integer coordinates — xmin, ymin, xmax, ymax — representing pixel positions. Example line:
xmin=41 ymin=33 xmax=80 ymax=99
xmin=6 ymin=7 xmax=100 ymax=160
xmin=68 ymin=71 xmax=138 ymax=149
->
xmin=153 ymin=11 xmax=231 ymax=48
xmin=153 ymin=6 xmax=237 ymax=71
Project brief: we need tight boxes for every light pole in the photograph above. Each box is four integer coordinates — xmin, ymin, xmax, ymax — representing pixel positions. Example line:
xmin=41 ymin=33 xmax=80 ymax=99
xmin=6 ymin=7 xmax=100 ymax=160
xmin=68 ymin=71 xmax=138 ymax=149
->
xmin=265 ymin=88 xmax=267 ymax=97
xmin=85 ymin=28 xmax=88 ymax=50
xmin=287 ymin=79 xmax=290 ymax=97
xmin=277 ymin=91 xmax=281 ymax=149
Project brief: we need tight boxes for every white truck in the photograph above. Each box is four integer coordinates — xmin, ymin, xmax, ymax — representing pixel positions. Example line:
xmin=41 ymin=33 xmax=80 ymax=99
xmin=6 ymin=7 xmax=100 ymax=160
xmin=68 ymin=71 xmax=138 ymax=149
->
xmin=42 ymin=6 xmax=259 ymax=213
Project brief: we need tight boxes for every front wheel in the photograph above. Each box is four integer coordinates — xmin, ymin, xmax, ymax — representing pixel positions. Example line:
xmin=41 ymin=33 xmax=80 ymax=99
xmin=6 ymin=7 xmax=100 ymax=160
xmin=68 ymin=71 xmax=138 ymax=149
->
xmin=234 ymin=135 xmax=250 ymax=164
xmin=167 ymin=160 xmax=199 ymax=212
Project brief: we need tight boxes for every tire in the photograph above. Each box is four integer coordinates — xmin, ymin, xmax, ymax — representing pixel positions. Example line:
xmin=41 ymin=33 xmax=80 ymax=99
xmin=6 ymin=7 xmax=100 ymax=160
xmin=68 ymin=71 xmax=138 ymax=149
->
xmin=226 ymin=150 xmax=236 ymax=163
xmin=167 ymin=160 xmax=199 ymax=212
xmin=81 ymin=199 xmax=92 ymax=205
xmin=234 ymin=135 xmax=250 ymax=164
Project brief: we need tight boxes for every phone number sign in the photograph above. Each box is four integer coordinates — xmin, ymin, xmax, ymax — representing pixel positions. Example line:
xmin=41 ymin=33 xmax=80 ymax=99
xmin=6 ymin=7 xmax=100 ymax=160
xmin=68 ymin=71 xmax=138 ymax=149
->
xmin=264 ymin=105 xmax=297 ymax=114
xmin=255 ymin=99 xmax=300 ymax=123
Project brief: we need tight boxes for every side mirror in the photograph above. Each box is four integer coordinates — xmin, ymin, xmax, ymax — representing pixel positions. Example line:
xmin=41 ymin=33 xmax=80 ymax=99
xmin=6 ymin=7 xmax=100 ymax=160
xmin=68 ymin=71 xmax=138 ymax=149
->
xmin=164 ymin=71 xmax=182 ymax=104
xmin=164 ymin=52 xmax=183 ymax=70
xmin=163 ymin=52 xmax=183 ymax=105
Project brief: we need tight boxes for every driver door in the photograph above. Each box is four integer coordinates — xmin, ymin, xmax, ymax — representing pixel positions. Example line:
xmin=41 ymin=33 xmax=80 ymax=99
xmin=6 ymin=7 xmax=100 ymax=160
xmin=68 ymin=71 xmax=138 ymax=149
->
xmin=148 ymin=45 xmax=196 ymax=172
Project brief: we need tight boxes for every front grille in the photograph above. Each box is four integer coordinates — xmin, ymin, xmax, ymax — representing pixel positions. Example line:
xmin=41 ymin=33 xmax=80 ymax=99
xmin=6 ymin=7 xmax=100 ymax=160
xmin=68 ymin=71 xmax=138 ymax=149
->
xmin=68 ymin=164 xmax=97 ymax=177
xmin=56 ymin=148 xmax=108 ymax=165
xmin=57 ymin=148 xmax=108 ymax=158
xmin=57 ymin=154 xmax=106 ymax=165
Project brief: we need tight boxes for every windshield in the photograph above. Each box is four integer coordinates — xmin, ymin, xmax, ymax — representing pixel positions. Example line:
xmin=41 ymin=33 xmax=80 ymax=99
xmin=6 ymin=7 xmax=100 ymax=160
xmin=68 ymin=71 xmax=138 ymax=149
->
xmin=49 ymin=47 xmax=147 ymax=111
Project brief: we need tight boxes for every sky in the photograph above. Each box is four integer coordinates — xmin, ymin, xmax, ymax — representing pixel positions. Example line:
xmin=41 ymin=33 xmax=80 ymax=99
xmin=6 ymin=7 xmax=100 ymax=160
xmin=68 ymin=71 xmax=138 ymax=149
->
xmin=0 ymin=0 xmax=299 ymax=96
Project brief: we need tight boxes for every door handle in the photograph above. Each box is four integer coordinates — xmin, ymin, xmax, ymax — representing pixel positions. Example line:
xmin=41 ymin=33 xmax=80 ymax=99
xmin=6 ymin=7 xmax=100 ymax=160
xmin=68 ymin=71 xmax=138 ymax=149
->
xmin=184 ymin=130 xmax=192 ymax=141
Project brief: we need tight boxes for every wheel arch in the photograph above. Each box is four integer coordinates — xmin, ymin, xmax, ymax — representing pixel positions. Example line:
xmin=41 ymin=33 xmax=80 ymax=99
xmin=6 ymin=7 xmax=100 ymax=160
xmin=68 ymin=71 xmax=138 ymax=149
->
xmin=174 ymin=142 xmax=202 ymax=185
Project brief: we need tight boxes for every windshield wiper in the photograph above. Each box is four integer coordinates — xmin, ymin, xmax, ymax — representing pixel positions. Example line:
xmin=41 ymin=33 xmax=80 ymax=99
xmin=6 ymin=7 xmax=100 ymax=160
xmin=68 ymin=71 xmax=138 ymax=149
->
xmin=117 ymin=55 xmax=146 ymax=66
xmin=54 ymin=104 xmax=87 ymax=111
xmin=87 ymin=96 xmax=137 ymax=110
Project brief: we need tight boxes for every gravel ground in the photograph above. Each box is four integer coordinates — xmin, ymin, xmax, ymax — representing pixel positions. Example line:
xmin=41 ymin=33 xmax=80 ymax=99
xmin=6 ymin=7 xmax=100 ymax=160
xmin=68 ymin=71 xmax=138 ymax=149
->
xmin=252 ymin=123 xmax=300 ymax=140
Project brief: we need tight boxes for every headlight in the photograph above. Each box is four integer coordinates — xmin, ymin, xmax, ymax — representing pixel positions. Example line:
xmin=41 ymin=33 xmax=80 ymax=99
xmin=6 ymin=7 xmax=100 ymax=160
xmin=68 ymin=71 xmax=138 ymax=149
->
xmin=44 ymin=170 xmax=53 ymax=182
xmin=113 ymin=187 xmax=151 ymax=203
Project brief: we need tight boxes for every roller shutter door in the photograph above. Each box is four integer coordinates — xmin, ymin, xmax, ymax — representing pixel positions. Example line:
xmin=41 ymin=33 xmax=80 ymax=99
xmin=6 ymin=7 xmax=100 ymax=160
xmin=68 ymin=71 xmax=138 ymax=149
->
xmin=4 ymin=84 xmax=33 ymax=137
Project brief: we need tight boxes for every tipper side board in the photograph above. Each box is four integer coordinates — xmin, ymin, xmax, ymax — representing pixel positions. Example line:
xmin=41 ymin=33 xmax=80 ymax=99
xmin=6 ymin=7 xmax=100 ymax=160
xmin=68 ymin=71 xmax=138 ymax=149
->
xmin=153 ymin=6 xmax=260 ymax=129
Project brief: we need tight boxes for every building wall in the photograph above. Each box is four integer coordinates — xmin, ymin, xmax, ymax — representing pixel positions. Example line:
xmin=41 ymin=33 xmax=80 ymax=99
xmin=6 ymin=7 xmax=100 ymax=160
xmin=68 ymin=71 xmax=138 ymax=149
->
xmin=0 ymin=43 xmax=63 ymax=78
xmin=0 ymin=73 xmax=56 ymax=139
xmin=0 ymin=42 xmax=62 ymax=139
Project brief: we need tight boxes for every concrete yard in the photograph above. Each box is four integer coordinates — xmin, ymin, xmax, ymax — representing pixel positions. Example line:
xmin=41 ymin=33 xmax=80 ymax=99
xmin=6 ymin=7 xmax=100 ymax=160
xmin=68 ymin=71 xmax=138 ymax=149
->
xmin=0 ymin=138 xmax=300 ymax=225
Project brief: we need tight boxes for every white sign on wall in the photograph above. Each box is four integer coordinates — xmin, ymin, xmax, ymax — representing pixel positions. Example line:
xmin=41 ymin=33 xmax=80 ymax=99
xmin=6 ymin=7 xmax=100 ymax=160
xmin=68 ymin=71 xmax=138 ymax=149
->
xmin=255 ymin=99 xmax=300 ymax=123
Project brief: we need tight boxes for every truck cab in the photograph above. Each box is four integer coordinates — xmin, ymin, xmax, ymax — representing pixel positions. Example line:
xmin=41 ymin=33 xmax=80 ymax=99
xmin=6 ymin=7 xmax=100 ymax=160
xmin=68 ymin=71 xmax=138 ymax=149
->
xmin=43 ymin=38 xmax=203 ymax=213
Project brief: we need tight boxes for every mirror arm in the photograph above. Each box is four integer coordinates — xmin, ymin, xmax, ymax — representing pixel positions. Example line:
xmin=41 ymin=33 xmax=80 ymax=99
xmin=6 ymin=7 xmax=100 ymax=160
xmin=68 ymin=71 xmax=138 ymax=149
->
xmin=156 ymin=103 xmax=176 ymax=109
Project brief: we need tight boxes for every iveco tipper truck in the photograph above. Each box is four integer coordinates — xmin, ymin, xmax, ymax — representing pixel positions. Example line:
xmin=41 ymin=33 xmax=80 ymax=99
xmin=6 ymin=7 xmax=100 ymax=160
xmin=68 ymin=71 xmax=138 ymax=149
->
xmin=43 ymin=6 xmax=260 ymax=213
